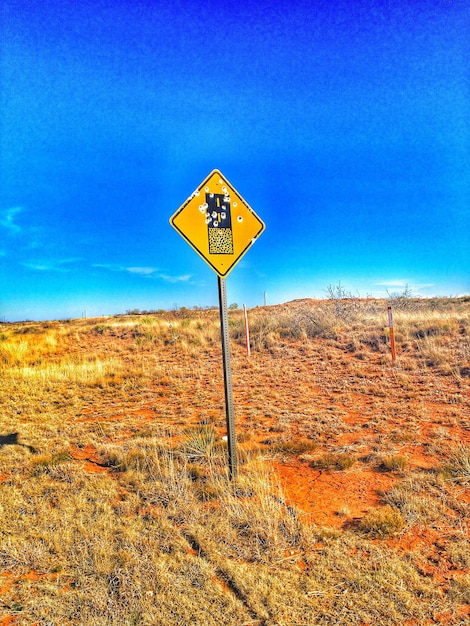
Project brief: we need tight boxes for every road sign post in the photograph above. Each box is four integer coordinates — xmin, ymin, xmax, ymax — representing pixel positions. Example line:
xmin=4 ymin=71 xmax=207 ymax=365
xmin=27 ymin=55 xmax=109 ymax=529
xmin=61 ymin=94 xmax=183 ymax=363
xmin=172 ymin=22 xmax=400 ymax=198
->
xmin=218 ymin=277 xmax=237 ymax=479
xmin=170 ymin=170 xmax=265 ymax=479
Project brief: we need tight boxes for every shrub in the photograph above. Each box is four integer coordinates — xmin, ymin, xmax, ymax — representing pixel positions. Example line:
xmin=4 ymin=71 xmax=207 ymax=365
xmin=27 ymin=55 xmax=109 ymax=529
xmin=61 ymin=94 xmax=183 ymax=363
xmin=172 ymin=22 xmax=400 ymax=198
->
xmin=442 ymin=446 xmax=470 ymax=484
xmin=93 ymin=324 xmax=112 ymax=335
xmin=383 ymin=476 xmax=447 ymax=524
xmin=263 ymin=437 xmax=317 ymax=457
xmin=448 ymin=574 xmax=470 ymax=604
xmin=359 ymin=505 xmax=405 ymax=538
xmin=238 ymin=306 xmax=339 ymax=351
xmin=378 ymin=454 xmax=408 ymax=472
xmin=310 ymin=452 xmax=356 ymax=471
xmin=180 ymin=425 xmax=218 ymax=463
xmin=32 ymin=450 xmax=73 ymax=475
xmin=325 ymin=282 xmax=362 ymax=321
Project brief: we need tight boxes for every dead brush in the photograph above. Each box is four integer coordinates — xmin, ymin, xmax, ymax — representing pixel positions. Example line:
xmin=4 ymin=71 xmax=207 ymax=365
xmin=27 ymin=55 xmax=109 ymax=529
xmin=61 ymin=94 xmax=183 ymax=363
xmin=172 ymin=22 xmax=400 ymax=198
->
xmin=234 ymin=305 xmax=341 ymax=351
xmin=242 ymin=312 xmax=280 ymax=351
xmin=378 ymin=454 xmax=408 ymax=472
xmin=416 ymin=335 xmax=447 ymax=367
xmin=359 ymin=505 xmax=406 ymax=538
xmin=179 ymin=424 xmax=223 ymax=464
xmin=448 ymin=574 xmax=470 ymax=604
xmin=441 ymin=445 xmax=470 ymax=484
xmin=0 ymin=327 xmax=63 ymax=367
xmin=383 ymin=475 xmax=449 ymax=525
xmin=262 ymin=437 xmax=317 ymax=457
xmin=31 ymin=450 xmax=73 ymax=475
xmin=97 ymin=440 xmax=169 ymax=473
xmin=448 ymin=539 xmax=470 ymax=569
xmin=6 ymin=357 xmax=124 ymax=385
xmin=0 ymin=338 xmax=29 ymax=366
xmin=310 ymin=451 xmax=356 ymax=471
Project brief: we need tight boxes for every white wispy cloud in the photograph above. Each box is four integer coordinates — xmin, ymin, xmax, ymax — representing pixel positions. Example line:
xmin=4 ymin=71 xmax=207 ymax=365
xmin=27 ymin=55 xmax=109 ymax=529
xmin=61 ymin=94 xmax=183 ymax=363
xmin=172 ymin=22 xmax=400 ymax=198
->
xmin=93 ymin=263 xmax=192 ymax=283
xmin=93 ymin=264 xmax=159 ymax=276
xmin=414 ymin=283 xmax=435 ymax=290
xmin=92 ymin=264 xmax=190 ymax=283
xmin=374 ymin=279 xmax=435 ymax=296
xmin=0 ymin=206 xmax=23 ymax=234
xmin=92 ymin=263 xmax=122 ymax=272
xmin=126 ymin=267 xmax=158 ymax=276
xmin=158 ymin=273 xmax=192 ymax=283
xmin=23 ymin=258 xmax=81 ymax=272
xmin=23 ymin=263 xmax=54 ymax=271
xmin=374 ymin=279 xmax=410 ymax=288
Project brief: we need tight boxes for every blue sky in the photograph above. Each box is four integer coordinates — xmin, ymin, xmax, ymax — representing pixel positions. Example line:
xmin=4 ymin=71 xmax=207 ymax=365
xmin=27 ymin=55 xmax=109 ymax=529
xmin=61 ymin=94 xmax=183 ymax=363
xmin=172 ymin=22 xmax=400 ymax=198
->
xmin=1 ymin=0 xmax=468 ymax=321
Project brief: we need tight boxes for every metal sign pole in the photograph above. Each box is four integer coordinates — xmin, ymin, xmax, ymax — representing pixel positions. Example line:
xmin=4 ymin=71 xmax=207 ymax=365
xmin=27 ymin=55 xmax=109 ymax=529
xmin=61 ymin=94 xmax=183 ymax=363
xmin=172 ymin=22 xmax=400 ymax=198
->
xmin=218 ymin=276 xmax=238 ymax=480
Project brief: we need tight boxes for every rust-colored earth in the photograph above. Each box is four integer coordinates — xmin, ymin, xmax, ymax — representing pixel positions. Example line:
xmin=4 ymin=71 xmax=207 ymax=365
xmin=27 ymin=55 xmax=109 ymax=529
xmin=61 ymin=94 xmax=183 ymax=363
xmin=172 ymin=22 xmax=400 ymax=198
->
xmin=72 ymin=326 xmax=470 ymax=539
xmin=1 ymin=303 xmax=469 ymax=623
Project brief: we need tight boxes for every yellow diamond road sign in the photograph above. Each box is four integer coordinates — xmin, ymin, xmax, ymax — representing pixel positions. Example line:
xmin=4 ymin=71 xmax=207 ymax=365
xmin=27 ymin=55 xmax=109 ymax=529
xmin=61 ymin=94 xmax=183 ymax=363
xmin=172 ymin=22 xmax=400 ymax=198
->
xmin=170 ymin=169 xmax=265 ymax=278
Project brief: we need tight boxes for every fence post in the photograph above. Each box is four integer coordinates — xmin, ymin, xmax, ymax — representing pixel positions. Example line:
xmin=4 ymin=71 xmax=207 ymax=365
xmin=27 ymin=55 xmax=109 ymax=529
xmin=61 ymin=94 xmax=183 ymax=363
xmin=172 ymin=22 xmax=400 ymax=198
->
xmin=388 ymin=305 xmax=396 ymax=362
xmin=243 ymin=304 xmax=251 ymax=357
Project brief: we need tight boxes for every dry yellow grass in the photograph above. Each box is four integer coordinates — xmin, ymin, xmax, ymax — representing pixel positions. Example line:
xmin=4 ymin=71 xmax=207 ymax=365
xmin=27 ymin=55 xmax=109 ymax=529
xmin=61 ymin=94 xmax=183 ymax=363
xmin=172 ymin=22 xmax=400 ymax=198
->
xmin=0 ymin=297 xmax=469 ymax=624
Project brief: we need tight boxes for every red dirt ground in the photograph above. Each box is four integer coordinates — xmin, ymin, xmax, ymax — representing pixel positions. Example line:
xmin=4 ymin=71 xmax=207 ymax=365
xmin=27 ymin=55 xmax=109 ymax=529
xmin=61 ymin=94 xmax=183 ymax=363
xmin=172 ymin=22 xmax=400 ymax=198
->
xmin=2 ymin=306 xmax=469 ymax=623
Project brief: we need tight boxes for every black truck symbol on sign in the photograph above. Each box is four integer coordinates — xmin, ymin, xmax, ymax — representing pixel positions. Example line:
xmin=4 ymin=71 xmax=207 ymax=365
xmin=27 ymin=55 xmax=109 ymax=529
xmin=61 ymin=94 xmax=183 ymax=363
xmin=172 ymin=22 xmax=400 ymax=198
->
xmin=205 ymin=193 xmax=234 ymax=255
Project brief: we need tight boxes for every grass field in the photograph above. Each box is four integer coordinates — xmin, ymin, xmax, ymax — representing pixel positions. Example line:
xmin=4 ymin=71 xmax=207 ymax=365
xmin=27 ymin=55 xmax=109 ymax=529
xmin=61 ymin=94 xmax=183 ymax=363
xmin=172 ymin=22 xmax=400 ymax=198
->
xmin=0 ymin=296 xmax=469 ymax=625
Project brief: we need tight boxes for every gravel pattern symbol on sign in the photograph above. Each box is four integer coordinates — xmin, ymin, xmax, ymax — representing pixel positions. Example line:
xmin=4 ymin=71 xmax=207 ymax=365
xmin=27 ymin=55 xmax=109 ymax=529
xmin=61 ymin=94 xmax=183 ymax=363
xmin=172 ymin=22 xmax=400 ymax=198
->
xmin=209 ymin=227 xmax=234 ymax=254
